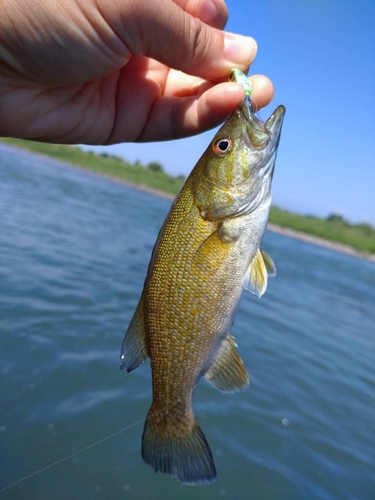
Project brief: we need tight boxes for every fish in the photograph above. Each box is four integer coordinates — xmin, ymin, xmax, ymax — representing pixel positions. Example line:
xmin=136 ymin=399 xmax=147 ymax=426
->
xmin=120 ymin=93 xmax=285 ymax=485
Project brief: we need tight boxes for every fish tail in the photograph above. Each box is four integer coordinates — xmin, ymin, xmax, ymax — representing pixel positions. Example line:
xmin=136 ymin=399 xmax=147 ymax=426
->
xmin=141 ymin=408 xmax=216 ymax=485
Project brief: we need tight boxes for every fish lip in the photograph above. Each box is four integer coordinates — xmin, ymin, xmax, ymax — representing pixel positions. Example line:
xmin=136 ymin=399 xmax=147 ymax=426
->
xmin=264 ymin=105 xmax=286 ymax=143
xmin=237 ymin=100 xmax=285 ymax=150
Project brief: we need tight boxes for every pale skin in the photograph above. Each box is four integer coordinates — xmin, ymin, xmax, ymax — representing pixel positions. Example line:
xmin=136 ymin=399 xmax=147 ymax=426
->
xmin=0 ymin=0 xmax=274 ymax=145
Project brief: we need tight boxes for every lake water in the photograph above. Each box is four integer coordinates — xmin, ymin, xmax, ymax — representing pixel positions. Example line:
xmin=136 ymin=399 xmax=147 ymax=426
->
xmin=1 ymin=144 xmax=374 ymax=500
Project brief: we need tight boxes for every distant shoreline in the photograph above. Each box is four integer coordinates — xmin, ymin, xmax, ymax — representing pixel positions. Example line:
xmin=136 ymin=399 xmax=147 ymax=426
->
xmin=94 ymin=176 xmax=375 ymax=264
xmin=267 ymin=224 xmax=375 ymax=263
xmin=2 ymin=141 xmax=374 ymax=264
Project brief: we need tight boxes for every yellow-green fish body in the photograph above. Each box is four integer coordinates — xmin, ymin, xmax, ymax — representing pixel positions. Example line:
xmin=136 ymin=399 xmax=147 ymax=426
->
xmin=121 ymin=97 xmax=285 ymax=484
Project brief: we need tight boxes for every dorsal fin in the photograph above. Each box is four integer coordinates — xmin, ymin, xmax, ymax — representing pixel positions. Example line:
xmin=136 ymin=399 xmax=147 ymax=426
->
xmin=204 ymin=335 xmax=249 ymax=392
xmin=120 ymin=294 xmax=148 ymax=372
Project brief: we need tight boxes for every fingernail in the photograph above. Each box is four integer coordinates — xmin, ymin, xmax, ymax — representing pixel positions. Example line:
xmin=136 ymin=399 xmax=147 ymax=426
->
xmin=224 ymin=33 xmax=257 ymax=66
xmin=197 ymin=0 xmax=218 ymax=24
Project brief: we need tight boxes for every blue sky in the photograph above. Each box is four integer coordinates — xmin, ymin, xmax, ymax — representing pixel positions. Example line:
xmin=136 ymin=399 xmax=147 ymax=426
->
xmin=83 ymin=0 xmax=375 ymax=225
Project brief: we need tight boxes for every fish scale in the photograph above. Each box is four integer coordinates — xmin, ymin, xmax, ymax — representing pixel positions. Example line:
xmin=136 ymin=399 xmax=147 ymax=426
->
xmin=120 ymin=77 xmax=285 ymax=484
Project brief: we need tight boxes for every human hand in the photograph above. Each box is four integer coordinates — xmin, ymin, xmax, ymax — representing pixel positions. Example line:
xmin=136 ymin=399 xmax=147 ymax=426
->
xmin=0 ymin=0 xmax=274 ymax=144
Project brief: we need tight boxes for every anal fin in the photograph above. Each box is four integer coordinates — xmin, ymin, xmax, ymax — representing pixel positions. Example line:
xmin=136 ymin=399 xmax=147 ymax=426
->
xmin=120 ymin=294 xmax=148 ymax=372
xmin=204 ymin=335 xmax=249 ymax=392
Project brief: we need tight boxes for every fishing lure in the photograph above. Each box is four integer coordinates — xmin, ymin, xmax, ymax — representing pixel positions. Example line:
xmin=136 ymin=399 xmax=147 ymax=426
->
xmin=229 ymin=68 xmax=253 ymax=114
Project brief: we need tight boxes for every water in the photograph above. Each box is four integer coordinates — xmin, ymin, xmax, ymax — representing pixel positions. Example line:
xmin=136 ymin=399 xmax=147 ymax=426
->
xmin=1 ymin=144 xmax=374 ymax=500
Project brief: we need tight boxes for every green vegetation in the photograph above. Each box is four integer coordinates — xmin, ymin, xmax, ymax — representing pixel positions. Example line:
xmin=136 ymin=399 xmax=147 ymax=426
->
xmin=269 ymin=207 xmax=375 ymax=254
xmin=147 ymin=161 xmax=164 ymax=173
xmin=1 ymin=137 xmax=374 ymax=255
xmin=0 ymin=137 xmax=183 ymax=195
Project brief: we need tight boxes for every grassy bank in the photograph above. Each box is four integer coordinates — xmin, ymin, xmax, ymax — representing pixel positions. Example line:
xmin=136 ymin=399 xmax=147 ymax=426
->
xmin=269 ymin=207 xmax=375 ymax=254
xmin=0 ymin=137 xmax=183 ymax=195
xmin=1 ymin=137 xmax=374 ymax=256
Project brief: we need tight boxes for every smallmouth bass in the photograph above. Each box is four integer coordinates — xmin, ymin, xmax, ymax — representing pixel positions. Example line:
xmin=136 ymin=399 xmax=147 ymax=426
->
xmin=120 ymin=92 xmax=285 ymax=485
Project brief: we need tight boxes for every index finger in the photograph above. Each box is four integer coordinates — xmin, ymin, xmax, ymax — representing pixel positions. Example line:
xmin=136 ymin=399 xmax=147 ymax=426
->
xmin=172 ymin=0 xmax=228 ymax=29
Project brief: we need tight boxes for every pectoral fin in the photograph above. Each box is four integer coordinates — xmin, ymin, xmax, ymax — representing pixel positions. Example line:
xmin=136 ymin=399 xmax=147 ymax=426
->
xmin=204 ymin=335 xmax=249 ymax=392
xmin=120 ymin=294 xmax=148 ymax=372
xmin=244 ymin=249 xmax=276 ymax=297
xmin=261 ymin=250 xmax=276 ymax=277
xmin=193 ymin=225 xmax=236 ymax=270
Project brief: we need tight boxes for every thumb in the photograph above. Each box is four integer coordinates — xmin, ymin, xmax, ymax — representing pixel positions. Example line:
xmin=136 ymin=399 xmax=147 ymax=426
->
xmin=108 ymin=0 xmax=257 ymax=80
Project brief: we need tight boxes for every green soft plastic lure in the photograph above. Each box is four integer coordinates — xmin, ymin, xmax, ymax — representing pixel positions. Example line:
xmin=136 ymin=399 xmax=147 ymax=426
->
xmin=230 ymin=68 xmax=253 ymax=113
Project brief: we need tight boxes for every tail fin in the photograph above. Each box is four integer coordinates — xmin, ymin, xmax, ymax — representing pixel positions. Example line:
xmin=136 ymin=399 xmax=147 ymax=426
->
xmin=141 ymin=415 xmax=216 ymax=485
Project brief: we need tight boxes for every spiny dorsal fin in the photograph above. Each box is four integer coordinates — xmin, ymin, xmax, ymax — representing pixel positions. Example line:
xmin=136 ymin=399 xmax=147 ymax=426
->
xmin=244 ymin=248 xmax=276 ymax=297
xmin=120 ymin=294 xmax=148 ymax=372
xmin=204 ymin=335 xmax=249 ymax=392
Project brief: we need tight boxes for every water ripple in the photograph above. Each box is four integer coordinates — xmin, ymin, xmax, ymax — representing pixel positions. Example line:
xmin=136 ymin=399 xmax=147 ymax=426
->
xmin=1 ymin=146 xmax=375 ymax=500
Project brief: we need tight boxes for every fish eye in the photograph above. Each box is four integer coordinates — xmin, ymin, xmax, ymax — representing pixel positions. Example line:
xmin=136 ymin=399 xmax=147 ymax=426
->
xmin=212 ymin=137 xmax=233 ymax=156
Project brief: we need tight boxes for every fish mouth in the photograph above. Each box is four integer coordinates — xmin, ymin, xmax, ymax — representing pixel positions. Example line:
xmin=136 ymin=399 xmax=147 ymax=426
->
xmin=238 ymin=99 xmax=286 ymax=151
xmin=263 ymin=105 xmax=286 ymax=152
xmin=227 ymin=100 xmax=285 ymax=217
